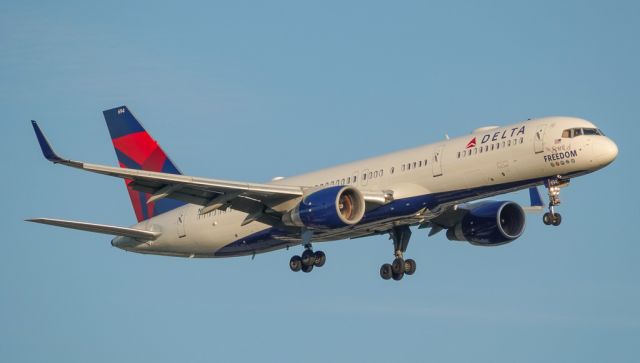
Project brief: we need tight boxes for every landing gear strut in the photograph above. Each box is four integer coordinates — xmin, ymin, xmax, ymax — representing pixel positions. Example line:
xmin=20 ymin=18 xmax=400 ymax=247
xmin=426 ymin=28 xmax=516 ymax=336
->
xmin=380 ymin=225 xmax=416 ymax=281
xmin=542 ymin=178 xmax=569 ymax=226
xmin=289 ymin=230 xmax=326 ymax=273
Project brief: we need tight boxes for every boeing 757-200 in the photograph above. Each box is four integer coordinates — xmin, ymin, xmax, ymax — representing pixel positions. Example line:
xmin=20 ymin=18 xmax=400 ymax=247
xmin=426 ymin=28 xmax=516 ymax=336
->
xmin=28 ymin=107 xmax=618 ymax=280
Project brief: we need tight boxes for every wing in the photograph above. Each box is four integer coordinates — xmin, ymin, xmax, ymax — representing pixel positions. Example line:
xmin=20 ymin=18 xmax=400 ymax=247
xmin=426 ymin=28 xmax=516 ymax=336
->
xmin=32 ymin=120 xmax=303 ymax=214
xmin=31 ymin=121 xmax=390 ymax=222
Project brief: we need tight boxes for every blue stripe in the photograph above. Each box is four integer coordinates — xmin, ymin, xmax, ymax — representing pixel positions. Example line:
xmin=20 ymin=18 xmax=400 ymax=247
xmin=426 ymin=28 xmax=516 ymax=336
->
xmin=103 ymin=106 xmax=146 ymax=140
xmin=115 ymin=149 xmax=141 ymax=169
xmin=215 ymin=172 xmax=590 ymax=256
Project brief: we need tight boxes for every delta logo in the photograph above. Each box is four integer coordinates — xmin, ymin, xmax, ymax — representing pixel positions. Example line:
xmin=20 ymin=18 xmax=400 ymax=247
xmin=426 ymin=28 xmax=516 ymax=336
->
xmin=466 ymin=126 xmax=527 ymax=148
xmin=466 ymin=137 xmax=476 ymax=148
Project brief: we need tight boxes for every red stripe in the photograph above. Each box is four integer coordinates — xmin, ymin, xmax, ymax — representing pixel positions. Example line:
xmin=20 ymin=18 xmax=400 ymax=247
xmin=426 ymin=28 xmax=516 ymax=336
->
xmin=112 ymin=131 xmax=159 ymax=166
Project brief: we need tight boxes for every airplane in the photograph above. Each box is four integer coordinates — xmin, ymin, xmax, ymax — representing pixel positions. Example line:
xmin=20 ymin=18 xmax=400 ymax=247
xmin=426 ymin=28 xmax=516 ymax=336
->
xmin=28 ymin=106 xmax=618 ymax=281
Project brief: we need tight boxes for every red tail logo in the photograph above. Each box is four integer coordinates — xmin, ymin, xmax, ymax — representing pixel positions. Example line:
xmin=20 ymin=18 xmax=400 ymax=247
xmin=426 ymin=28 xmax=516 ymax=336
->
xmin=466 ymin=137 xmax=476 ymax=149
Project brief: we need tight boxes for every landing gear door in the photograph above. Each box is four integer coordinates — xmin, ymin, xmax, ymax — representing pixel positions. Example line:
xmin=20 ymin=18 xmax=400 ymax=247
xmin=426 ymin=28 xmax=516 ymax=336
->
xmin=177 ymin=211 xmax=186 ymax=238
xmin=534 ymin=124 xmax=547 ymax=153
xmin=432 ymin=146 xmax=444 ymax=177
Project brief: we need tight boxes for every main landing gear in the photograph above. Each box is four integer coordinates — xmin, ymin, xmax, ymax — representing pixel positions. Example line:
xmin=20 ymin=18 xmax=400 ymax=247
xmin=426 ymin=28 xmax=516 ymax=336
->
xmin=289 ymin=230 xmax=326 ymax=273
xmin=380 ymin=225 xmax=416 ymax=281
xmin=542 ymin=178 xmax=569 ymax=226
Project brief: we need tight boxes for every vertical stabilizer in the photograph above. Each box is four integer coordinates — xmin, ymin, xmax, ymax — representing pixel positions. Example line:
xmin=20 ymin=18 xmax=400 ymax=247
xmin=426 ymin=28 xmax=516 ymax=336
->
xmin=103 ymin=106 xmax=186 ymax=222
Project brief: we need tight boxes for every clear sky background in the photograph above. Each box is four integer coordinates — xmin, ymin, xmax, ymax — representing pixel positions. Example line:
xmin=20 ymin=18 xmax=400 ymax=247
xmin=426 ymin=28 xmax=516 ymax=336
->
xmin=1 ymin=1 xmax=638 ymax=362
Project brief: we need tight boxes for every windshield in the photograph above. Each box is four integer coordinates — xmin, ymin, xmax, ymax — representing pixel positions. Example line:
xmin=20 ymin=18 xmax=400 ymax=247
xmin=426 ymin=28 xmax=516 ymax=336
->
xmin=561 ymin=127 xmax=604 ymax=138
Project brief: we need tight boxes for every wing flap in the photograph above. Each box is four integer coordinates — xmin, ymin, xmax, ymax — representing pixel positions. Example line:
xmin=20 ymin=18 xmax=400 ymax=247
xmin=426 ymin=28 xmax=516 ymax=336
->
xmin=26 ymin=218 xmax=160 ymax=240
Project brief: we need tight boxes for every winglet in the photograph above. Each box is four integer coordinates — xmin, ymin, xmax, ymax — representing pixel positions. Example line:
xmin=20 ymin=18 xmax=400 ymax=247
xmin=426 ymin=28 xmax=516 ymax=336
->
xmin=31 ymin=120 xmax=64 ymax=163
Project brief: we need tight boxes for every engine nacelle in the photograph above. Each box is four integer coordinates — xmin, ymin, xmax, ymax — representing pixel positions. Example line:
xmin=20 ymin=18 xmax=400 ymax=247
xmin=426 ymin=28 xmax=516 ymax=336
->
xmin=282 ymin=185 xmax=366 ymax=229
xmin=446 ymin=201 xmax=526 ymax=246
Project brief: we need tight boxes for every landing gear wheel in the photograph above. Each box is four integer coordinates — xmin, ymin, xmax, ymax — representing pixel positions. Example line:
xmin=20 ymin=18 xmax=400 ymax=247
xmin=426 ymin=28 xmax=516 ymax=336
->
xmin=380 ymin=264 xmax=393 ymax=280
xmin=543 ymin=212 xmax=552 ymax=225
xmin=404 ymin=259 xmax=417 ymax=275
xmin=301 ymin=264 xmax=314 ymax=273
xmin=392 ymin=271 xmax=404 ymax=281
xmin=552 ymin=213 xmax=562 ymax=226
xmin=301 ymin=249 xmax=316 ymax=267
xmin=289 ymin=255 xmax=302 ymax=272
xmin=314 ymin=251 xmax=326 ymax=267
xmin=392 ymin=257 xmax=405 ymax=275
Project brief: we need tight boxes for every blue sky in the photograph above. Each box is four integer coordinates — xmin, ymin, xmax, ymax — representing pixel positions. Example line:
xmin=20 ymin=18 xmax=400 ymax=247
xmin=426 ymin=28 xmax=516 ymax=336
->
xmin=1 ymin=1 xmax=639 ymax=362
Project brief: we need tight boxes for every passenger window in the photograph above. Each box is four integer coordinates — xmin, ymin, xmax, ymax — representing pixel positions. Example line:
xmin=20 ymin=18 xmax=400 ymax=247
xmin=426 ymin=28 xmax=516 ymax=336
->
xmin=401 ymin=165 xmax=406 ymax=171
xmin=390 ymin=167 xmax=395 ymax=174
xmin=407 ymin=163 xmax=411 ymax=170
xmin=341 ymin=178 xmax=345 ymax=184
xmin=520 ymin=137 xmax=523 ymax=143
xmin=413 ymin=162 xmax=417 ymax=169
xmin=373 ymin=171 xmax=378 ymax=178
xmin=419 ymin=160 xmax=422 ymax=167
xmin=507 ymin=140 xmax=511 ymax=146
xmin=458 ymin=152 xmax=461 ymax=159
xmin=491 ymin=144 xmax=495 ymax=151
xmin=368 ymin=172 xmax=373 ymax=179
xmin=353 ymin=175 xmax=357 ymax=183
xmin=362 ymin=173 xmax=367 ymax=180
xmin=380 ymin=169 xmax=383 ymax=177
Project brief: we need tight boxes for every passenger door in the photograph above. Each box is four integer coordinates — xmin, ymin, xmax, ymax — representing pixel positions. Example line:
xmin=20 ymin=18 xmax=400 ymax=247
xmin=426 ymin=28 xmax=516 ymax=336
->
xmin=534 ymin=125 xmax=547 ymax=153
xmin=432 ymin=146 xmax=444 ymax=177
xmin=177 ymin=211 xmax=186 ymax=238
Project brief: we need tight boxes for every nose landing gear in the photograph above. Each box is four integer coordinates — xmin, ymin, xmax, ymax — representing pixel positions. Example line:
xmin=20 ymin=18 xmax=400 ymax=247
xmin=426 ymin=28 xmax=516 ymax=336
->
xmin=542 ymin=178 xmax=569 ymax=226
xmin=380 ymin=225 xmax=416 ymax=281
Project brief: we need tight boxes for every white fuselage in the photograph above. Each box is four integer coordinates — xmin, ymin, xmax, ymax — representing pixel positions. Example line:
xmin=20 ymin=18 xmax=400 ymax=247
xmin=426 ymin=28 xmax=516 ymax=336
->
xmin=113 ymin=116 xmax=617 ymax=257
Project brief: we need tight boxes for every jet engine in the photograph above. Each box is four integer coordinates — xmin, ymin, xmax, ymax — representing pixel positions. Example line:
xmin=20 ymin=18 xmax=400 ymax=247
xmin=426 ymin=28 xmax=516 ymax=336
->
xmin=283 ymin=185 xmax=366 ymax=229
xmin=446 ymin=201 xmax=525 ymax=246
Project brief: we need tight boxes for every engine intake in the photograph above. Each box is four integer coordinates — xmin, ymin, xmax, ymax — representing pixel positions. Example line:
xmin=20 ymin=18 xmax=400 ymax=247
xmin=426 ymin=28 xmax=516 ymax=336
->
xmin=283 ymin=185 xmax=366 ymax=229
xmin=446 ymin=201 xmax=526 ymax=246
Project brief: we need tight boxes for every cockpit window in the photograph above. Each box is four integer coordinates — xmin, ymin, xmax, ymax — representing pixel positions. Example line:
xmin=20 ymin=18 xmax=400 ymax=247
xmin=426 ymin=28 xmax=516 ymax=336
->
xmin=561 ymin=127 xmax=603 ymax=138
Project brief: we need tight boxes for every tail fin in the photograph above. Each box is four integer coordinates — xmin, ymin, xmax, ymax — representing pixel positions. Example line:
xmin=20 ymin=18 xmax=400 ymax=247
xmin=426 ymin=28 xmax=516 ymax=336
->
xmin=103 ymin=106 xmax=186 ymax=222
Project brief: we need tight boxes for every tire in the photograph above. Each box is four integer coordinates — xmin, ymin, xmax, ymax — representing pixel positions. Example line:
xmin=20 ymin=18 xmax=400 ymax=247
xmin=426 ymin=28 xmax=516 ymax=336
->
xmin=543 ymin=213 xmax=552 ymax=225
xmin=301 ymin=264 xmax=314 ymax=273
xmin=314 ymin=251 xmax=326 ymax=267
xmin=392 ymin=257 xmax=405 ymax=274
xmin=380 ymin=264 xmax=393 ymax=280
xmin=404 ymin=259 xmax=417 ymax=275
xmin=552 ymin=213 xmax=562 ymax=226
xmin=301 ymin=249 xmax=316 ymax=266
xmin=392 ymin=271 xmax=404 ymax=281
xmin=289 ymin=255 xmax=302 ymax=272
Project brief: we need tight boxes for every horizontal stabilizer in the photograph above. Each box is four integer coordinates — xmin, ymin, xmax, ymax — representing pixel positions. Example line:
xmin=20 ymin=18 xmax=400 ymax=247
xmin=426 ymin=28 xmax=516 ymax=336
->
xmin=26 ymin=218 xmax=161 ymax=240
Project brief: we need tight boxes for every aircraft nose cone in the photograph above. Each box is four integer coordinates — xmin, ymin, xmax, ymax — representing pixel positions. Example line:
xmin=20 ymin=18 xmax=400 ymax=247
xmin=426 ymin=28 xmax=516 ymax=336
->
xmin=598 ymin=137 xmax=618 ymax=166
